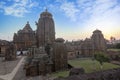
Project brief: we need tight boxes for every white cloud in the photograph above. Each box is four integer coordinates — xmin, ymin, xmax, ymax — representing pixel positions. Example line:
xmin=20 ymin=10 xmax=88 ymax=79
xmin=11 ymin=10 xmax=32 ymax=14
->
xmin=0 ymin=0 xmax=39 ymax=17
xmin=83 ymin=0 xmax=120 ymax=26
xmin=0 ymin=33 xmax=13 ymax=41
xmin=60 ymin=1 xmax=79 ymax=21
xmin=4 ymin=6 xmax=28 ymax=17
xmin=77 ymin=0 xmax=120 ymax=39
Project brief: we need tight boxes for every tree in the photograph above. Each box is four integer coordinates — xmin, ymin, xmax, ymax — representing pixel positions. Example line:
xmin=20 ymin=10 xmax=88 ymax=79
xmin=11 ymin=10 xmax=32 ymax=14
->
xmin=94 ymin=51 xmax=109 ymax=70
xmin=116 ymin=43 xmax=120 ymax=49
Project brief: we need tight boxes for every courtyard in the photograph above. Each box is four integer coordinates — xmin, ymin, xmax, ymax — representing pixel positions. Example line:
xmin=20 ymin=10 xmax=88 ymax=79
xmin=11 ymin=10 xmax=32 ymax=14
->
xmin=51 ymin=58 xmax=120 ymax=77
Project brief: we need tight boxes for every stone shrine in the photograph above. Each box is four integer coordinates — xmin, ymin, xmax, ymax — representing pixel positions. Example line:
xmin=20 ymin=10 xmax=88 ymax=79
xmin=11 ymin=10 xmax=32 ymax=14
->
xmin=24 ymin=47 xmax=53 ymax=76
xmin=66 ymin=29 xmax=107 ymax=58
xmin=0 ymin=40 xmax=16 ymax=60
xmin=36 ymin=9 xmax=55 ymax=47
xmin=91 ymin=29 xmax=106 ymax=52
xmin=13 ymin=22 xmax=36 ymax=50
xmin=24 ymin=38 xmax=68 ymax=76
xmin=23 ymin=10 xmax=68 ymax=76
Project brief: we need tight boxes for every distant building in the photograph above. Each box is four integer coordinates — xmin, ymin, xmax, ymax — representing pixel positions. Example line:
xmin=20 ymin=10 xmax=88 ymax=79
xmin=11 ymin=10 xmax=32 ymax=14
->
xmin=13 ymin=22 xmax=36 ymax=50
xmin=80 ymin=38 xmax=94 ymax=57
xmin=66 ymin=29 xmax=107 ymax=58
xmin=91 ymin=29 xmax=106 ymax=52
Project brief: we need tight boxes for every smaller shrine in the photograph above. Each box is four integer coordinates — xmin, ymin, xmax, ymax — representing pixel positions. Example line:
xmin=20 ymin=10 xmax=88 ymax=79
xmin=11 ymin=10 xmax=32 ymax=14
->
xmin=0 ymin=40 xmax=16 ymax=60
xmin=24 ymin=38 xmax=68 ymax=76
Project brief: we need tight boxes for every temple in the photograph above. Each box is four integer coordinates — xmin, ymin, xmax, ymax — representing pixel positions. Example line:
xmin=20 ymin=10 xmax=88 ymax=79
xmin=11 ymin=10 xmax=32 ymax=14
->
xmin=12 ymin=10 xmax=107 ymax=77
xmin=13 ymin=22 xmax=36 ymax=50
xmin=91 ymin=29 xmax=106 ymax=52
xmin=36 ymin=9 xmax=55 ymax=47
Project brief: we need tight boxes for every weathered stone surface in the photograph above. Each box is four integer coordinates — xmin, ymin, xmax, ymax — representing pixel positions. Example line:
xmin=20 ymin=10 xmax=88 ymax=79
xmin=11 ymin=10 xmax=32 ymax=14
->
xmin=24 ymin=10 xmax=68 ymax=77
xmin=13 ymin=22 xmax=36 ymax=50
xmin=25 ymin=39 xmax=68 ymax=76
xmin=5 ymin=42 xmax=16 ymax=61
xmin=0 ymin=40 xmax=16 ymax=60
xmin=80 ymin=38 xmax=94 ymax=57
xmin=25 ymin=46 xmax=53 ymax=76
xmin=69 ymin=68 xmax=85 ymax=76
xmin=36 ymin=9 xmax=55 ymax=47
xmin=0 ymin=40 xmax=9 ymax=57
xmin=91 ymin=29 xmax=106 ymax=52
xmin=66 ymin=29 xmax=107 ymax=58
xmin=52 ymin=38 xmax=68 ymax=71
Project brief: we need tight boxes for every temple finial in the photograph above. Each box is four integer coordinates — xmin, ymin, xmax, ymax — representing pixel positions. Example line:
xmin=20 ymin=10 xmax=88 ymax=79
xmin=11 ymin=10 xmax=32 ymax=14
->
xmin=96 ymin=28 xmax=98 ymax=30
xmin=27 ymin=21 xmax=29 ymax=24
xmin=45 ymin=8 xmax=48 ymax=12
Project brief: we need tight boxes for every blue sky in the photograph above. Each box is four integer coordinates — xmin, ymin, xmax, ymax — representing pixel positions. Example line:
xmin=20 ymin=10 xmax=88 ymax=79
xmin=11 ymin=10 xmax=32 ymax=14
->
xmin=0 ymin=0 xmax=120 ymax=41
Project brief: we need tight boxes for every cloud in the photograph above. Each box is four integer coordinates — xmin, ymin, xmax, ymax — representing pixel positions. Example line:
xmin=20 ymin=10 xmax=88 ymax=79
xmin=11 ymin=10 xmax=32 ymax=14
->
xmin=44 ymin=0 xmax=120 ymax=39
xmin=60 ymin=1 xmax=79 ymax=21
xmin=82 ymin=0 xmax=120 ymax=27
xmin=76 ymin=0 xmax=120 ymax=39
xmin=4 ymin=5 xmax=28 ymax=17
xmin=0 ymin=0 xmax=39 ymax=17
xmin=0 ymin=33 xmax=13 ymax=41
xmin=57 ymin=0 xmax=120 ymax=24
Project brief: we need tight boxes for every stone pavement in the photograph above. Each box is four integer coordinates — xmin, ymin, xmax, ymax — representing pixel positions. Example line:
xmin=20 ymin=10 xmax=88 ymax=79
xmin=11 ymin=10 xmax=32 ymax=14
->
xmin=0 ymin=57 xmax=21 ymax=75
xmin=0 ymin=57 xmax=25 ymax=80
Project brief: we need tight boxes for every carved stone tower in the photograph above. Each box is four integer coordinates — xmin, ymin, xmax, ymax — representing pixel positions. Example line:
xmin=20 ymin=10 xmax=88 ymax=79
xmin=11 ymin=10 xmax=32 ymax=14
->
xmin=36 ymin=9 xmax=55 ymax=47
xmin=91 ymin=29 xmax=106 ymax=52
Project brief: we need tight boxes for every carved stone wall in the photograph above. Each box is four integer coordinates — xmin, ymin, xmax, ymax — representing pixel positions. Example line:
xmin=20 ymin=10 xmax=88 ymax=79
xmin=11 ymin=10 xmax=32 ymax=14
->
xmin=80 ymin=38 xmax=94 ymax=57
xmin=91 ymin=29 xmax=106 ymax=52
xmin=52 ymin=38 xmax=68 ymax=71
xmin=36 ymin=9 xmax=55 ymax=47
xmin=5 ymin=43 xmax=16 ymax=60
xmin=24 ymin=47 xmax=52 ymax=76
xmin=0 ymin=40 xmax=16 ymax=60
xmin=13 ymin=22 xmax=36 ymax=50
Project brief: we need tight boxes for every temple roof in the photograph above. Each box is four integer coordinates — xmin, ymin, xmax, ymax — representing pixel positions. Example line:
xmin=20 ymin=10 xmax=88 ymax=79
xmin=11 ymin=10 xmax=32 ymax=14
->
xmin=0 ymin=40 xmax=9 ymax=45
xmin=22 ymin=21 xmax=33 ymax=33
xmin=55 ymin=38 xmax=65 ymax=42
xmin=40 ymin=9 xmax=52 ymax=18
xmin=93 ymin=29 xmax=101 ymax=33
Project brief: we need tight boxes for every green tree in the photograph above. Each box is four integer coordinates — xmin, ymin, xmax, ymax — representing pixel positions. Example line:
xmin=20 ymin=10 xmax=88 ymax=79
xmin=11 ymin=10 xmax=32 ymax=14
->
xmin=116 ymin=43 xmax=120 ymax=49
xmin=94 ymin=51 xmax=109 ymax=70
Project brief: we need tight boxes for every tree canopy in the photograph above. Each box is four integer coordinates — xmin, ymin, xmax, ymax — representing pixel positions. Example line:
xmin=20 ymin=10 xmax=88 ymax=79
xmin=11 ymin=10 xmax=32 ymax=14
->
xmin=116 ymin=43 xmax=120 ymax=49
xmin=94 ymin=51 xmax=109 ymax=66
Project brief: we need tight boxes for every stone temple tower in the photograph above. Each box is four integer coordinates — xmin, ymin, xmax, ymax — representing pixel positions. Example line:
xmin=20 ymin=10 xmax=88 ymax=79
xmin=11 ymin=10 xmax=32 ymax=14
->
xmin=36 ymin=9 xmax=55 ymax=47
xmin=91 ymin=29 xmax=106 ymax=52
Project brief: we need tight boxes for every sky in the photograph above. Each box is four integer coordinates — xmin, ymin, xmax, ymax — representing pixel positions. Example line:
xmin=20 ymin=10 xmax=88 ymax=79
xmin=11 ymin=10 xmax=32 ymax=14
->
xmin=0 ymin=0 xmax=120 ymax=41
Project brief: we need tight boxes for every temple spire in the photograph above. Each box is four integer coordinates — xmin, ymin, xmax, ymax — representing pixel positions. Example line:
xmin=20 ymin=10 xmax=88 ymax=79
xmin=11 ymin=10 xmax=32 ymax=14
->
xmin=27 ymin=21 xmax=29 ymax=24
xmin=45 ymin=8 xmax=48 ymax=12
